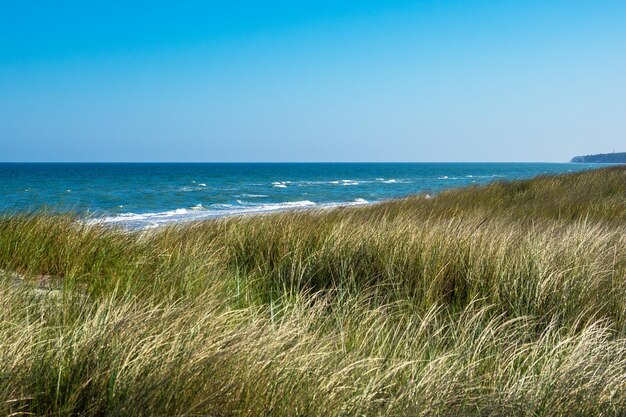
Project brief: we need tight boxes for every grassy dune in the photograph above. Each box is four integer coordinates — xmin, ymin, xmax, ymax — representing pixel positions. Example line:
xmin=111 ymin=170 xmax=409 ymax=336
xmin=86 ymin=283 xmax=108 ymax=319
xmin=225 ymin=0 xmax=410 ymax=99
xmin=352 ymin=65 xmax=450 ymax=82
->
xmin=0 ymin=166 xmax=625 ymax=416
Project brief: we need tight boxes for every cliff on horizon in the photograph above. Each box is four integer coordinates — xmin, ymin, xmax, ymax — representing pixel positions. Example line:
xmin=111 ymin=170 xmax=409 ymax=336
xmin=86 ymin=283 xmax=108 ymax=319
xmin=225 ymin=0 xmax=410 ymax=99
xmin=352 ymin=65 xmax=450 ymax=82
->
xmin=571 ymin=152 xmax=626 ymax=163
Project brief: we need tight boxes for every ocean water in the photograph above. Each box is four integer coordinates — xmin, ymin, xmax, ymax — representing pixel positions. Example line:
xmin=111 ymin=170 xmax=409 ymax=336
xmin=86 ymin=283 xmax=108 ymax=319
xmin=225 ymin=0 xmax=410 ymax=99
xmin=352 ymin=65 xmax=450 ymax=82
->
xmin=0 ymin=163 xmax=602 ymax=229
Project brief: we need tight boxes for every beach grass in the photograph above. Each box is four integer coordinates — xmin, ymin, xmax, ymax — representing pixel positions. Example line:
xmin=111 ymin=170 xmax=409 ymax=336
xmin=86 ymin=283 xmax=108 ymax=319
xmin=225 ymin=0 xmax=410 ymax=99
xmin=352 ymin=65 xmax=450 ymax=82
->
xmin=0 ymin=166 xmax=624 ymax=416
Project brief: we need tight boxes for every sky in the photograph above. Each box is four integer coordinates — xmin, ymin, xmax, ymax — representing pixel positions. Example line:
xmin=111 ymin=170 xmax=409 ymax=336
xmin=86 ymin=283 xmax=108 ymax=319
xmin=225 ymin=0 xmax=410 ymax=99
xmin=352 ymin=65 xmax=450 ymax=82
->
xmin=0 ymin=1 xmax=625 ymax=162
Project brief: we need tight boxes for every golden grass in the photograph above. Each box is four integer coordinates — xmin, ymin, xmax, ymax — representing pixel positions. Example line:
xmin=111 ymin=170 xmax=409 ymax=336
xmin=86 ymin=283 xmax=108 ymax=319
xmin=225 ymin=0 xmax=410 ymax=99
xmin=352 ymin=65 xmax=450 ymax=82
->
xmin=0 ymin=166 xmax=624 ymax=416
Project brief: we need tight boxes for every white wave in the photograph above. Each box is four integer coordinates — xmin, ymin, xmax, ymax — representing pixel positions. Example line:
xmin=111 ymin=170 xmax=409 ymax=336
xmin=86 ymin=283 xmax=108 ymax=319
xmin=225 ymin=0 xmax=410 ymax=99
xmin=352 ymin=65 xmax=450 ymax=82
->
xmin=316 ymin=198 xmax=369 ymax=209
xmin=382 ymin=179 xmax=397 ymax=183
xmin=87 ymin=208 xmax=192 ymax=225
xmin=86 ymin=199 xmax=372 ymax=230
xmin=467 ymin=174 xmax=505 ymax=179
xmin=198 ymin=183 xmax=207 ymax=187
xmin=180 ymin=186 xmax=208 ymax=192
xmin=272 ymin=181 xmax=289 ymax=188
xmin=240 ymin=194 xmax=269 ymax=198
xmin=236 ymin=199 xmax=264 ymax=206
xmin=274 ymin=200 xmax=316 ymax=208
xmin=210 ymin=203 xmax=236 ymax=209
xmin=243 ymin=200 xmax=317 ymax=210
xmin=290 ymin=179 xmax=383 ymax=187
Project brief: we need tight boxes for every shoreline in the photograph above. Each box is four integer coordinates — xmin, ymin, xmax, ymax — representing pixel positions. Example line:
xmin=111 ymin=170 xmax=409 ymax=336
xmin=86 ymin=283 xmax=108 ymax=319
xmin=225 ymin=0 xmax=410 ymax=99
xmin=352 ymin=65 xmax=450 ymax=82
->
xmin=0 ymin=162 xmax=603 ymax=231
xmin=84 ymin=197 xmax=375 ymax=230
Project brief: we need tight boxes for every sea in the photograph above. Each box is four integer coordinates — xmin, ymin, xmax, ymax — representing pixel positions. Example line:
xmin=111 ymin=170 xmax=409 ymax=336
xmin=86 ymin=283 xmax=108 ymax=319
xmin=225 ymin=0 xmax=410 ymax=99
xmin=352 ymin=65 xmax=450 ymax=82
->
xmin=0 ymin=163 xmax=603 ymax=230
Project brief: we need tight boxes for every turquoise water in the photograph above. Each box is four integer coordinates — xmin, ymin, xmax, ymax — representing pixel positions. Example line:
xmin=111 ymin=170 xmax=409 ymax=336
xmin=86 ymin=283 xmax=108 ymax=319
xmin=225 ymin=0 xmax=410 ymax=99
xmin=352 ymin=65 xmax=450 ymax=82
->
xmin=0 ymin=163 xmax=602 ymax=229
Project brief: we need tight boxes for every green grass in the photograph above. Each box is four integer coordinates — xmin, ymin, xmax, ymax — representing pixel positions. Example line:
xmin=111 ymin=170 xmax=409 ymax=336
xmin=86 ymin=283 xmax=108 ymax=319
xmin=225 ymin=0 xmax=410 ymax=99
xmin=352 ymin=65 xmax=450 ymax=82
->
xmin=0 ymin=166 xmax=625 ymax=416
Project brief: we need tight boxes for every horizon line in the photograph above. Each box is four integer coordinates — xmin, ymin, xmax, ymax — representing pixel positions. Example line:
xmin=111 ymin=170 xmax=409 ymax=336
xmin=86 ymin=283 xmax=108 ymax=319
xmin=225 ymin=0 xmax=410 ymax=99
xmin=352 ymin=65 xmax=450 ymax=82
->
xmin=0 ymin=160 xmax=579 ymax=164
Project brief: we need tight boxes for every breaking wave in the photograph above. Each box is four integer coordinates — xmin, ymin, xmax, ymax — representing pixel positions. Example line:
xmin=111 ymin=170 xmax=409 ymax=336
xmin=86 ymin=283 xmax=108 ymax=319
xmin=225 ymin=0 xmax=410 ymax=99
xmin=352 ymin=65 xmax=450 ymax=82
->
xmin=86 ymin=199 xmax=371 ymax=230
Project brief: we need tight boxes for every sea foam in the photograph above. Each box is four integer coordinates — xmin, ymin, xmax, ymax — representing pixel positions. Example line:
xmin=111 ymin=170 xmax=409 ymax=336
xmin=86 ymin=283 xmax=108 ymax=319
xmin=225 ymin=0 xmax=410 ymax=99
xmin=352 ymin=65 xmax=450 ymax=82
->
xmin=87 ymin=199 xmax=370 ymax=230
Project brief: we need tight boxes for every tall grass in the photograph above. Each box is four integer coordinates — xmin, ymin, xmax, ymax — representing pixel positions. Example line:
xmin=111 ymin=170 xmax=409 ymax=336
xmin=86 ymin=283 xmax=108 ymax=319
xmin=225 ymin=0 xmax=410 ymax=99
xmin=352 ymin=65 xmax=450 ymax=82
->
xmin=0 ymin=166 xmax=625 ymax=416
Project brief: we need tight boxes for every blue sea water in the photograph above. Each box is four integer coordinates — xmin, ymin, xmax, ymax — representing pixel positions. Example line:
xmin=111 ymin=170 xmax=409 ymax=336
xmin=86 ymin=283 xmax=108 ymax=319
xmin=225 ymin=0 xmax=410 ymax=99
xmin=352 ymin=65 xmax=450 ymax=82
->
xmin=0 ymin=163 xmax=603 ymax=229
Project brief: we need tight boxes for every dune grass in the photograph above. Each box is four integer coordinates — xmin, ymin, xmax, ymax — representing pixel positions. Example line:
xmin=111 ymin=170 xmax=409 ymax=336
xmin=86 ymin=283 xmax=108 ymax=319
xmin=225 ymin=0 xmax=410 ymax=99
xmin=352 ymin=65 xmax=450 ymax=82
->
xmin=0 ymin=166 xmax=624 ymax=416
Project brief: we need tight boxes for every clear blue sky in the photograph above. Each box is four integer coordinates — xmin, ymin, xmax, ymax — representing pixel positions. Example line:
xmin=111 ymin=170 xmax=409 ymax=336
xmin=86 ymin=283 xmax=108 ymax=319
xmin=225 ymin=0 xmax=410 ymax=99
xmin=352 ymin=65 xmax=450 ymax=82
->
xmin=1 ymin=1 xmax=624 ymax=162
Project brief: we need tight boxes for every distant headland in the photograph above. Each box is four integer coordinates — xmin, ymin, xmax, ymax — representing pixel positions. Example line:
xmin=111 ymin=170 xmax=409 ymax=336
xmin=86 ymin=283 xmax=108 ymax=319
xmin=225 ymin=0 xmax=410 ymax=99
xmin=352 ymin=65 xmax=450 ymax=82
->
xmin=571 ymin=152 xmax=626 ymax=163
